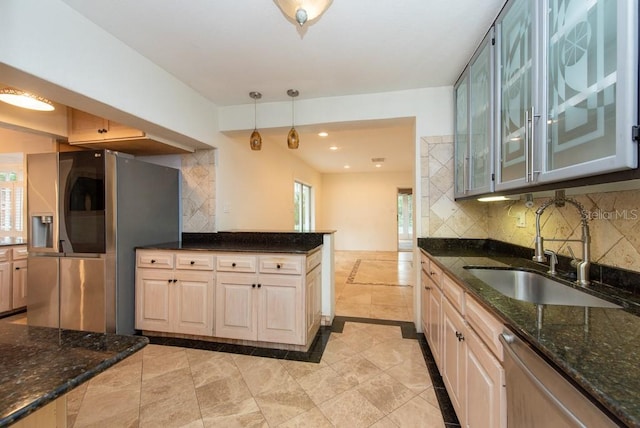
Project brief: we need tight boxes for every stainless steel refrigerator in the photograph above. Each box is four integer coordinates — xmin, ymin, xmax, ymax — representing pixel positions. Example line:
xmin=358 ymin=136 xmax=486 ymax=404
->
xmin=27 ymin=150 xmax=179 ymax=334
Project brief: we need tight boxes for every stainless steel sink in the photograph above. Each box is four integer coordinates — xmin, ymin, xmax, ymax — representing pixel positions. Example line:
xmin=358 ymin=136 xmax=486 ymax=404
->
xmin=465 ymin=268 xmax=621 ymax=308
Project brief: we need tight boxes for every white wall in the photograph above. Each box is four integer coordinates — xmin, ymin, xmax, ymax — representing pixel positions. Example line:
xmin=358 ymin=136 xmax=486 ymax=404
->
xmin=321 ymin=171 xmax=413 ymax=251
xmin=0 ymin=0 xmax=217 ymax=149
xmin=215 ymin=134 xmax=322 ymax=231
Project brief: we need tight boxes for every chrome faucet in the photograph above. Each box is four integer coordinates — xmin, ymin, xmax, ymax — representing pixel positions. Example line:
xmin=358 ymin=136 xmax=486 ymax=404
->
xmin=533 ymin=194 xmax=591 ymax=286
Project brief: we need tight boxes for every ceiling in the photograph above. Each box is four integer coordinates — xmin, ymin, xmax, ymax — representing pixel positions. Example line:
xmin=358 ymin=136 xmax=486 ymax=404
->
xmin=48 ymin=1 xmax=504 ymax=172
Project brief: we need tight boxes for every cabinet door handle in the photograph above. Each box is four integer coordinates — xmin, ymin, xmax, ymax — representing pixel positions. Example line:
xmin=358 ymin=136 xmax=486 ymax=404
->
xmin=430 ymin=271 xmax=435 ymax=276
xmin=151 ymin=259 xmax=156 ymax=264
xmin=232 ymin=262 xmax=237 ymax=267
xmin=252 ymin=284 xmax=256 ymax=288
xmin=15 ymin=267 xmax=20 ymax=270
xmin=167 ymin=279 xmax=172 ymax=283
xmin=456 ymin=331 xmax=465 ymax=342
xmin=190 ymin=261 xmax=195 ymax=265
xmin=257 ymin=284 xmax=262 ymax=288
xmin=424 ymin=285 xmax=431 ymax=290
xmin=276 ymin=264 xmax=281 ymax=269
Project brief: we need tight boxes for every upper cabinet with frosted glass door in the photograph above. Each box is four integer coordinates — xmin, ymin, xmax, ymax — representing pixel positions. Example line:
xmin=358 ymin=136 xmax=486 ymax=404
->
xmin=454 ymin=29 xmax=495 ymax=198
xmin=542 ymin=0 xmax=638 ymax=183
xmin=494 ymin=0 xmax=638 ymax=191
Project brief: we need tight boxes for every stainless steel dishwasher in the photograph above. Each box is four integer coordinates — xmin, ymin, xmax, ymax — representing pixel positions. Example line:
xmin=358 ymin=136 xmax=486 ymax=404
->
xmin=499 ymin=330 xmax=619 ymax=427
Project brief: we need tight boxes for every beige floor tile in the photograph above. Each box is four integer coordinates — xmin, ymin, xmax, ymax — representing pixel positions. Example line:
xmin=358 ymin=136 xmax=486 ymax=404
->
xmin=356 ymin=372 xmax=415 ymax=415
xmin=142 ymin=348 xmax=189 ymax=381
xmin=370 ymin=304 xmax=411 ymax=321
xmin=386 ymin=361 xmax=433 ymax=394
xmin=73 ymin=386 xmax=140 ymax=427
xmin=358 ymin=324 xmax=404 ymax=341
xmin=276 ymin=406 xmax=333 ymax=427
xmin=296 ymin=365 xmax=359 ymax=405
xmin=234 ymin=355 xmax=291 ymax=396
xmin=140 ymin=366 xmax=196 ymax=407
xmin=196 ymin=373 xmax=257 ymax=419
xmin=387 ymin=396 xmax=446 ymax=428
xmin=369 ymin=416 xmax=401 ymax=428
xmin=73 ymin=407 xmax=140 ymax=428
xmin=139 ymin=391 xmax=202 ymax=428
xmin=202 ymin=411 xmax=267 ymax=428
xmin=330 ymin=355 xmax=382 ymax=385
xmin=318 ymin=389 xmax=385 ymax=428
xmin=336 ymin=300 xmax=371 ymax=318
xmin=143 ymin=343 xmax=184 ymax=358
xmin=319 ymin=337 xmax=360 ymax=364
xmin=187 ymin=349 xmax=241 ymax=388
xmin=281 ymin=359 xmax=328 ymax=380
xmin=253 ymin=378 xmax=315 ymax=426
xmin=371 ymin=286 xmax=407 ymax=307
xmin=362 ymin=339 xmax=421 ymax=370
xmin=419 ymin=386 xmax=441 ymax=410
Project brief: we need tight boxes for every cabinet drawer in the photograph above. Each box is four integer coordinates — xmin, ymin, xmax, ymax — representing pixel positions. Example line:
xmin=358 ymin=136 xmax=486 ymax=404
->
xmin=217 ymin=254 xmax=257 ymax=272
xmin=442 ymin=274 xmax=465 ymax=314
xmin=260 ymin=255 xmax=303 ymax=275
xmin=137 ymin=251 xmax=174 ymax=269
xmin=0 ymin=248 xmax=12 ymax=262
xmin=306 ymin=249 xmax=322 ymax=272
xmin=176 ymin=252 xmax=215 ymax=270
xmin=428 ymin=259 xmax=443 ymax=287
xmin=12 ymin=246 xmax=28 ymax=260
xmin=466 ymin=296 xmax=504 ymax=361
xmin=420 ymin=252 xmax=430 ymax=275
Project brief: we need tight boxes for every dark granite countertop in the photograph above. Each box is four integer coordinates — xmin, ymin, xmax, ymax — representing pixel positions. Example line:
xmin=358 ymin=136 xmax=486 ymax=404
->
xmin=0 ymin=237 xmax=26 ymax=247
xmin=0 ymin=324 xmax=147 ymax=427
xmin=419 ymin=238 xmax=640 ymax=427
xmin=139 ymin=231 xmax=326 ymax=254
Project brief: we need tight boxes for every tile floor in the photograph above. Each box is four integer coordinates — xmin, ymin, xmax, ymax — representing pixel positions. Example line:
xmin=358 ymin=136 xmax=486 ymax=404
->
xmin=66 ymin=320 xmax=446 ymax=427
xmin=335 ymin=251 xmax=414 ymax=322
xmin=5 ymin=250 xmax=457 ymax=427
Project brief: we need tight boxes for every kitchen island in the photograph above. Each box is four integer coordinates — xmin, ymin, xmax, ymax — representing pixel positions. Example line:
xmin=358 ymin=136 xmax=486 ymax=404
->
xmin=0 ymin=323 xmax=147 ymax=427
xmin=419 ymin=238 xmax=640 ymax=427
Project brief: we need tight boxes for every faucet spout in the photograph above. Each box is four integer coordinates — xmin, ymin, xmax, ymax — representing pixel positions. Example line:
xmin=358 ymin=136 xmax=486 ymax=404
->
xmin=533 ymin=194 xmax=591 ymax=285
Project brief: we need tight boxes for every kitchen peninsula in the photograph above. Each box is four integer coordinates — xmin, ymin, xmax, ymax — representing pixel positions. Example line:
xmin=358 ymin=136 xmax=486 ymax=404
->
xmin=135 ymin=231 xmax=335 ymax=351
xmin=0 ymin=323 xmax=147 ymax=427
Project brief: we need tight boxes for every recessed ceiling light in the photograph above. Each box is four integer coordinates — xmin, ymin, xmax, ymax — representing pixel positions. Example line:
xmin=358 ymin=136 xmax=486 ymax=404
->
xmin=318 ymin=132 xmax=328 ymax=137
xmin=343 ymin=165 xmax=350 ymax=169
xmin=329 ymin=146 xmax=338 ymax=151
xmin=375 ymin=164 xmax=382 ymax=168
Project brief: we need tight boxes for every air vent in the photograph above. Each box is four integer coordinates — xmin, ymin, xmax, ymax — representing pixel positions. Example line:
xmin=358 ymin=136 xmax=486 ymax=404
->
xmin=371 ymin=157 xmax=385 ymax=163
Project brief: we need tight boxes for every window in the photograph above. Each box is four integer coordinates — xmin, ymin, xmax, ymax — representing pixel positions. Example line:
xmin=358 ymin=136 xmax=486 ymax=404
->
xmin=294 ymin=181 xmax=312 ymax=232
xmin=0 ymin=157 xmax=25 ymax=237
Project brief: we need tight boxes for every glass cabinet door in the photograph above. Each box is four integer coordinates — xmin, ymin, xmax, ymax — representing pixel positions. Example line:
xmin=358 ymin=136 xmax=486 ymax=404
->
xmin=468 ymin=32 xmax=494 ymax=194
xmin=543 ymin=0 xmax=637 ymax=181
xmin=496 ymin=0 xmax=538 ymax=190
xmin=454 ymin=75 xmax=469 ymax=197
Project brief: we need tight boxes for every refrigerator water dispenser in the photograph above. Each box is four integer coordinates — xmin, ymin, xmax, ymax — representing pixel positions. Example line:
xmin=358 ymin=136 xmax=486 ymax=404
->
xmin=31 ymin=215 xmax=53 ymax=249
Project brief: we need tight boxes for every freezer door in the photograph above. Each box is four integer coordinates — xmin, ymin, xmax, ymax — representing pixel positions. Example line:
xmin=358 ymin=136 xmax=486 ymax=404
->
xmin=27 ymin=256 xmax=59 ymax=328
xmin=60 ymin=257 xmax=106 ymax=332
xmin=26 ymin=153 xmax=59 ymax=253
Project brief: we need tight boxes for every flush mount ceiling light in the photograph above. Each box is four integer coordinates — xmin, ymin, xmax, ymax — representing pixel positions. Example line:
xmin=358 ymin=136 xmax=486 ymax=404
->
xmin=287 ymin=89 xmax=299 ymax=149
xmin=0 ymin=88 xmax=55 ymax=111
xmin=318 ymin=132 xmax=328 ymax=137
xmin=249 ymin=91 xmax=262 ymax=151
xmin=274 ymin=0 xmax=332 ymax=27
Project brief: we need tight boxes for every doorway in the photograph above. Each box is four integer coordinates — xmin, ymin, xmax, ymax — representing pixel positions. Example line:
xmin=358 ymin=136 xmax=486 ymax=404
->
xmin=397 ymin=188 xmax=413 ymax=251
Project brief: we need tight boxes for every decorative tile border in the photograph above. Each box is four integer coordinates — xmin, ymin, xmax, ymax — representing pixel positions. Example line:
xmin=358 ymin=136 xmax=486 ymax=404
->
xmin=346 ymin=259 xmax=413 ymax=287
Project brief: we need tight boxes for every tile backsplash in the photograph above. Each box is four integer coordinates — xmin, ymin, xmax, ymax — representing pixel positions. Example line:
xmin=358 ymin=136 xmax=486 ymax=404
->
xmin=420 ymin=135 xmax=488 ymax=239
xmin=181 ymin=150 xmax=216 ymax=232
xmin=419 ymin=136 xmax=640 ymax=274
xmin=489 ymin=190 xmax=640 ymax=273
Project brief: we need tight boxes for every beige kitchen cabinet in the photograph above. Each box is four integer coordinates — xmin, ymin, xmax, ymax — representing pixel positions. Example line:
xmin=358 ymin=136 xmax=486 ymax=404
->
xmin=67 ymin=108 xmax=144 ymax=142
xmin=465 ymin=325 xmax=506 ymax=428
xmin=135 ymin=250 xmax=214 ymax=336
xmin=442 ymin=295 xmax=467 ymax=422
xmin=420 ymin=250 xmax=506 ymax=427
xmin=305 ymin=254 xmax=322 ymax=340
xmin=11 ymin=245 xmax=28 ymax=309
xmin=0 ymin=261 xmax=11 ymax=313
xmin=420 ymin=251 xmax=443 ymax=369
xmin=215 ymin=252 xmax=314 ymax=346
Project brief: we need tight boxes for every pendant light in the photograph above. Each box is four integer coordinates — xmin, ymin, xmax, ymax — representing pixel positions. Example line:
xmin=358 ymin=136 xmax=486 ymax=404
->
xmin=287 ymin=89 xmax=299 ymax=149
xmin=274 ymin=0 xmax=333 ymax=28
xmin=249 ymin=91 xmax=262 ymax=151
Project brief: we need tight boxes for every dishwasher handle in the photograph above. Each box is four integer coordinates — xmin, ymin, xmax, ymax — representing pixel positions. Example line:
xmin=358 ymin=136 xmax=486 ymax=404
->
xmin=499 ymin=333 xmax=586 ymax=428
